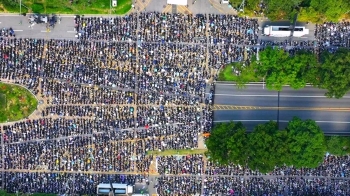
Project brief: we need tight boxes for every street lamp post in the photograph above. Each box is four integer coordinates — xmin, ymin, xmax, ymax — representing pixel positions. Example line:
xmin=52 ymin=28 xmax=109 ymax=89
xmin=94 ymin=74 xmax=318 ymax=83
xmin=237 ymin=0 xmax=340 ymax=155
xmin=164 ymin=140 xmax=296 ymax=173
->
xmin=263 ymin=77 xmax=265 ymax=89
xmin=110 ymin=0 xmax=112 ymax=16
xmin=20 ymin=0 xmax=22 ymax=15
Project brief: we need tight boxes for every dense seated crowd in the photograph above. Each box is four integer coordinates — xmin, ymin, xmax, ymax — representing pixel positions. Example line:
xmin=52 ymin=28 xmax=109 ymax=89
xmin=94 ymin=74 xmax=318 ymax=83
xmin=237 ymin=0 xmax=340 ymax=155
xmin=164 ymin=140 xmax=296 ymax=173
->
xmin=315 ymin=22 xmax=350 ymax=47
xmin=203 ymin=177 xmax=350 ymax=195
xmin=157 ymin=154 xmax=204 ymax=175
xmin=205 ymin=155 xmax=350 ymax=177
xmin=155 ymin=176 xmax=202 ymax=196
xmin=5 ymin=172 xmax=147 ymax=195
xmin=1 ymin=12 xmax=350 ymax=195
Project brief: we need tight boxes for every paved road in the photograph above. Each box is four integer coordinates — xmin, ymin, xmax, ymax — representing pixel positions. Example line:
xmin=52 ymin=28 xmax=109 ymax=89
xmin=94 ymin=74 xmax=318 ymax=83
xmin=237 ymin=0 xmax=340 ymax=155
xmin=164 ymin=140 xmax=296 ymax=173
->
xmin=0 ymin=15 xmax=77 ymax=39
xmin=213 ymin=83 xmax=350 ymax=134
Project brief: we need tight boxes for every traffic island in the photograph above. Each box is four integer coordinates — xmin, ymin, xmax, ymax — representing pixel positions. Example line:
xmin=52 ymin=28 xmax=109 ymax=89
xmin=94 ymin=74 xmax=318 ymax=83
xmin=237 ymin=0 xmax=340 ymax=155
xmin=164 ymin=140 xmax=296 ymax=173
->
xmin=0 ymin=82 xmax=38 ymax=123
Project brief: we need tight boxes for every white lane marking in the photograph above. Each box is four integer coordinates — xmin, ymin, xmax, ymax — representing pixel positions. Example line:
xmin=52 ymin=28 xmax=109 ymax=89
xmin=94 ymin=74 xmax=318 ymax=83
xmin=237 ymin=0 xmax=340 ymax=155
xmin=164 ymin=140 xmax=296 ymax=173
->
xmin=41 ymin=31 xmax=50 ymax=33
xmin=13 ymin=30 xmax=23 ymax=32
xmin=67 ymin=31 xmax=76 ymax=33
xmin=215 ymin=83 xmax=312 ymax=87
xmin=214 ymin=120 xmax=350 ymax=124
xmin=210 ymin=94 xmax=350 ymax=98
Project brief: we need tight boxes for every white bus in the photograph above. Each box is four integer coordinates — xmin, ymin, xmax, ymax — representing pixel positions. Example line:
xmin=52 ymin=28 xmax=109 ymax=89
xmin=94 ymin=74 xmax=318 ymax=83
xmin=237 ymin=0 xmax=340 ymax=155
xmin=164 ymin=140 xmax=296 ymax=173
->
xmin=263 ymin=26 xmax=309 ymax=37
xmin=97 ymin=183 xmax=133 ymax=195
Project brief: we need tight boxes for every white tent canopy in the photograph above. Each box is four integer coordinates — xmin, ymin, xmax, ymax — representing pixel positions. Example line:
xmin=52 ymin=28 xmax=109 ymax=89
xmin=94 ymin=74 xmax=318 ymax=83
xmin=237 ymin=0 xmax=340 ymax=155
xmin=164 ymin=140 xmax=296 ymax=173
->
xmin=167 ymin=0 xmax=187 ymax=6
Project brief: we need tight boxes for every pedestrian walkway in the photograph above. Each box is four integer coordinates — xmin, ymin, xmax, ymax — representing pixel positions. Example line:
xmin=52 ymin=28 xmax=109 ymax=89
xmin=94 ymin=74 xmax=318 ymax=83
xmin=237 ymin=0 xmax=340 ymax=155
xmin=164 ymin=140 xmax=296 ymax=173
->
xmin=207 ymin=0 xmax=237 ymax=15
xmin=177 ymin=5 xmax=192 ymax=14
xmin=134 ymin=0 xmax=152 ymax=12
xmin=171 ymin=4 xmax=177 ymax=14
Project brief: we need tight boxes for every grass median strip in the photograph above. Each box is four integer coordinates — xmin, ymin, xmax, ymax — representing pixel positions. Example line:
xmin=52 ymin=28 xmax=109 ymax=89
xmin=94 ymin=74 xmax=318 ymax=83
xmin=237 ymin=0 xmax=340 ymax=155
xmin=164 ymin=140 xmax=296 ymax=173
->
xmin=146 ymin=149 xmax=207 ymax=156
xmin=0 ymin=0 xmax=132 ymax=15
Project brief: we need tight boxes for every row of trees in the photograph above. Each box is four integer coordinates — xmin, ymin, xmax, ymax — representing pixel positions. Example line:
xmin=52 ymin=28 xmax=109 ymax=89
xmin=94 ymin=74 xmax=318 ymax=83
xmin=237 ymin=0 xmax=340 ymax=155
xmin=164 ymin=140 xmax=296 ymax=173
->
xmin=205 ymin=117 xmax=349 ymax=173
xmin=237 ymin=47 xmax=350 ymax=98
xmin=229 ymin=0 xmax=350 ymax=22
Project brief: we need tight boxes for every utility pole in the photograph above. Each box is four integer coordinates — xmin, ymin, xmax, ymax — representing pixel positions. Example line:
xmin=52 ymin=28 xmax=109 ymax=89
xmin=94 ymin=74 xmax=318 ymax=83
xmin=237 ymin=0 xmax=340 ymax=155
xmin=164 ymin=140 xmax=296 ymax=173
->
xmin=20 ymin=0 xmax=22 ymax=15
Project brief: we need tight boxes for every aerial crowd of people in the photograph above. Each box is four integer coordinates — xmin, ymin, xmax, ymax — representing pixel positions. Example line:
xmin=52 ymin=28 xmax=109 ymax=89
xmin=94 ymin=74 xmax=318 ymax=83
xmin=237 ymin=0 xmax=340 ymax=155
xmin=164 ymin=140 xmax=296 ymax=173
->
xmin=0 ymin=12 xmax=350 ymax=195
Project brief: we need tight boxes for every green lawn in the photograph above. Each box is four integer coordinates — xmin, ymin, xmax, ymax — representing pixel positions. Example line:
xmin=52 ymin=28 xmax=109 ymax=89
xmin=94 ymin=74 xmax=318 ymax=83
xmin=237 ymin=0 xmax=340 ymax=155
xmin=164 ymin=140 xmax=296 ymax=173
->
xmin=0 ymin=0 xmax=132 ymax=15
xmin=146 ymin=149 xmax=207 ymax=156
xmin=0 ymin=83 xmax=38 ymax=123
xmin=218 ymin=62 xmax=261 ymax=87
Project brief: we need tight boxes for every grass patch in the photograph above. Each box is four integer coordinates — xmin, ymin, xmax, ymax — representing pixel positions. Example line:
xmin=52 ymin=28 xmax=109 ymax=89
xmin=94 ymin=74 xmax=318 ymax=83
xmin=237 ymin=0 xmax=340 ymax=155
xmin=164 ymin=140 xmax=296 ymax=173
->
xmin=31 ymin=3 xmax=44 ymax=13
xmin=0 ymin=83 xmax=38 ymax=123
xmin=218 ymin=62 xmax=261 ymax=87
xmin=0 ymin=0 xmax=132 ymax=14
xmin=114 ymin=0 xmax=132 ymax=15
xmin=146 ymin=149 xmax=207 ymax=156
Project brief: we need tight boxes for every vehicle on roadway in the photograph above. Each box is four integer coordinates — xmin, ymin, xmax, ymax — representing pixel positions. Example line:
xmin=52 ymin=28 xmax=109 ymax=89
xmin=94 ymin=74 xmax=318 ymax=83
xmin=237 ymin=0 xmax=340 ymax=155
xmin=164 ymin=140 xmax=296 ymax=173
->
xmin=97 ymin=183 xmax=133 ymax=195
xmin=263 ymin=25 xmax=309 ymax=37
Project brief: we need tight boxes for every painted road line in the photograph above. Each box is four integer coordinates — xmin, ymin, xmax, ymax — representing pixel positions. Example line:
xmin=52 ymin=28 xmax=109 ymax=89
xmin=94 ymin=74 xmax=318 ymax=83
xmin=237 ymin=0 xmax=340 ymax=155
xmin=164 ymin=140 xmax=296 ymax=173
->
xmin=13 ymin=30 xmax=23 ymax=32
xmin=212 ymin=94 xmax=350 ymax=98
xmin=214 ymin=120 xmax=350 ymax=124
xmin=67 ymin=31 xmax=76 ymax=33
xmin=212 ymin=105 xmax=350 ymax=111
xmin=214 ymin=82 xmax=313 ymax=87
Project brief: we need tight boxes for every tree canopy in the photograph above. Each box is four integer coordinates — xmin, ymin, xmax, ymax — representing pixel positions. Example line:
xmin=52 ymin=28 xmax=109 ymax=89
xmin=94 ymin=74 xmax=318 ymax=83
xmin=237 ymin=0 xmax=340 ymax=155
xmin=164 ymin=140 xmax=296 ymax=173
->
xmin=246 ymin=121 xmax=279 ymax=173
xmin=244 ymin=47 xmax=350 ymax=98
xmin=206 ymin=118 xmax=327 ymax=173
xmin=252 ymin=47 xmax=317 ymax=91
xmin=205 ymin=122 xmax=247 ymax=165
xmin=311 ymin=49 xmax=350 ymax=98
xmin=285 ymin=117 xmax=326 ymax=168
xmin=230 ymin=0 xmax=350 ymax=22
xmin=326 ymin=136 xmax=350 ymax=156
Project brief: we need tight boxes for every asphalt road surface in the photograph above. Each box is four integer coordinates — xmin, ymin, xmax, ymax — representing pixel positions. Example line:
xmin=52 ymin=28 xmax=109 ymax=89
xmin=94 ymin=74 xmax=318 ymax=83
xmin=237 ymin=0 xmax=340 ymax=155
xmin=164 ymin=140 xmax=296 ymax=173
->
xmin=0 ymin=15 xmax=77 ymax=40
xmin=213 ymin=83 xmax=350 ymax=134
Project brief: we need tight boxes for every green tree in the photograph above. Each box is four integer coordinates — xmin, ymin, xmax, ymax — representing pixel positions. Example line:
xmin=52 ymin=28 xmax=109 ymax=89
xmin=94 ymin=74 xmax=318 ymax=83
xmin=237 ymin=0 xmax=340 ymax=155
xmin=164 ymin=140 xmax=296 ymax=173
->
xmin=264 ymin=0 xmax=302 ymax=20
xmin=247 ymin=121 xmax=279 ymax=173
xmin=326 ymin=136 xmax=348 ymax=156
xmin=253 ymin=46 xmax=289 ymax=90
xmin=253 ymin=47 xmax=314 ymax=91
xmin=312 ymin=49 xmax=350 ymax=98
xmin=230 ymin=0 xmax=260 ymax=11
xmin=227 ymin=124 xmax=248 ymax=166
xmin=205 ymin=122 xmax=247 ymax=165
xmin=286 ymin=117 xmax=326 ymax=168
xmin=308 ymin=0 xmax=350 ymax=22
xmin=286 ymin=50 xmax=317 ymax=89
xmin=273 ymin=129 xmax=290 ymax=166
